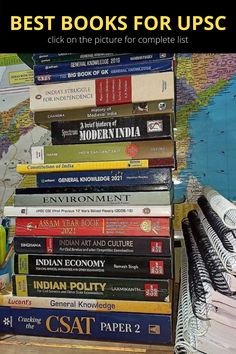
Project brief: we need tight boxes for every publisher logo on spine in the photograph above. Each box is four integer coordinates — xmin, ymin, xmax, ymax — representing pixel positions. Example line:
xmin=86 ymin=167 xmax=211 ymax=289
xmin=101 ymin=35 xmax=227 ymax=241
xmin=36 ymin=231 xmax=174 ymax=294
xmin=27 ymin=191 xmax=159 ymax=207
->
xmin=125 ymin=143 xmax=139 ymax=158
xmin=149 ymin=260 xmax=164 ymax=275
xmin=149 ymin=325 xmax=161 ymax=335
xmin=158 ymin=102 xmax=167 ymax=111
xmin=150 ymin=241 xmax=163 ymax=254
xmin=140 ymin=220 xmax=152 ymax=233
xmin=144 ymin=283 xmax=159 ymax=297
xmin=147 ymin=120 xmax=163 ymax=132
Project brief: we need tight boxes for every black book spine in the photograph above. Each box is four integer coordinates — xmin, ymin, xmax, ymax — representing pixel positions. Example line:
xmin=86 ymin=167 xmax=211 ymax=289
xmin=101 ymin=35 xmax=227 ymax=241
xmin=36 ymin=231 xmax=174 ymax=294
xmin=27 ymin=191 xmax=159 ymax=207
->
xmin=14 ymin=254 xmax=173 ymax=279
xmin=14 ymin=237 xmax=171 ymax=256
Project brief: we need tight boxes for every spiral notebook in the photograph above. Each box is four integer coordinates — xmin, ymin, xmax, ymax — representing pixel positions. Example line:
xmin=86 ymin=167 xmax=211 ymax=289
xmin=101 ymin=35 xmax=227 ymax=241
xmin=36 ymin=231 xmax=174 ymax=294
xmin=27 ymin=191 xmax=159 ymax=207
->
xmin=175 ymin=212 xmax=236 ymax=353
xmin=203 ymin=186 xmax=236 ymax=229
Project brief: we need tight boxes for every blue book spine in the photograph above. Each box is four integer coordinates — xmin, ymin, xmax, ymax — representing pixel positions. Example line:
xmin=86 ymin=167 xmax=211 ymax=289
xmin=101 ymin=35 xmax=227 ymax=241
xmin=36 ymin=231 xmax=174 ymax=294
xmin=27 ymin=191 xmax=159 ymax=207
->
xmin=0 ymin=307 xmax=172 ymax=344
xmin=34 ymin=53 xmax=175 ymax=74
xmin=32 ymin=53 xmax=78 ymax=60
xmin=37 ymin=168 xmax=170 ymax=188
xmin=34 ymin=59 xmax=174 ymax=85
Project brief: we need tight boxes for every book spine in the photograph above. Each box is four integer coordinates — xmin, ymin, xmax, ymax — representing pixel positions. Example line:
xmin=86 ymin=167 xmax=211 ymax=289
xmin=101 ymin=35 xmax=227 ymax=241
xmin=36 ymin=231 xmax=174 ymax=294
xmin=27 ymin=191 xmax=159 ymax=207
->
xmin=0 ymin=307 xmax=172 ymax=344
xmin=30 ymin=72 xmax=175 ymax=112
xmin=16 ymin=160 xmax=149 ymax=175
xmin=12 ymin=274 xmax=171 ymax=301
xmin=14 ymin=254 xmax=173 ymax=278
xmin=17 ymin=158 xmax=175 ymax=175
xmin=35 ymin=168 xmax=172 ymax=188
xmin=14 ymin=237 xmax=171 ymax=256
xmin=32 ymin=53 xmax=77 ymax=60
xmin=0 ymin=294 xmax=171 ymax=314
xmin=4 ymin=205 xmax=172 ymax=218
xmin=14 ymin=190 xmax=173 ymax=207
xmin=34 ymin=54 xmax=174 ymax=72
xmin=15 ymin=182 xmax=172 ymax=195
xmin=34 ymin=60 xmax=174 ymax=85
xmin=31 ymin=140 xmax=175 ymax=164
xmin=15 ymin=217 xmax=171 ymax=237
xmin=51 ymin=114 xmax=172 ymax=145
xmin=33 ymin=53 xmax=121 ymax=62
xmin=33 ymin=99 xmax=175 ymax=129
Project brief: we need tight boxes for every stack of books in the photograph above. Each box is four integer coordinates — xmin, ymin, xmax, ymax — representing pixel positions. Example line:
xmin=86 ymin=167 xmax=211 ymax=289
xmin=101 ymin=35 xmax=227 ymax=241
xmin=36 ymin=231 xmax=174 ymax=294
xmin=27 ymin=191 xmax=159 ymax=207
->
xmin=175 ymin=186 xmax=236 ymax=354
xmin=1 ymin=53 xmax=176 ymax=345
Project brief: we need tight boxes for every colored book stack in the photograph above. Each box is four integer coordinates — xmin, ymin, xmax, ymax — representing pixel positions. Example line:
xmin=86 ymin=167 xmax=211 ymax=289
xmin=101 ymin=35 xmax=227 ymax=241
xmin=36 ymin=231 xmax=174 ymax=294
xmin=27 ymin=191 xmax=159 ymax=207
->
xmin=1 ymin=53 xmax=176 ymax=345
xmin=175 ymin=186 xmax=236 ymax=354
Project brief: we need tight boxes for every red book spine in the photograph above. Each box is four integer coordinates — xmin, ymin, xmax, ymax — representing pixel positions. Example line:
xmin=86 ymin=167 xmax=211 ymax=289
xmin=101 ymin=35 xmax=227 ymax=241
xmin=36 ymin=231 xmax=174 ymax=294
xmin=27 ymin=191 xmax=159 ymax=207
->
xmin=15 ymin=217 xmax=171 ymax=237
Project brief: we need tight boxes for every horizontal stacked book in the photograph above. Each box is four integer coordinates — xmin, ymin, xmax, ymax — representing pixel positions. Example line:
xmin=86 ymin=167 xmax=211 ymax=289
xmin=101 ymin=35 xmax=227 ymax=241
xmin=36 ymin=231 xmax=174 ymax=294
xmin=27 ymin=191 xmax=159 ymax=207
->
xmin=175 ymin=186 xmax=236 ymax=354
xmin=0 ymin=53 xmax=176 ymax=345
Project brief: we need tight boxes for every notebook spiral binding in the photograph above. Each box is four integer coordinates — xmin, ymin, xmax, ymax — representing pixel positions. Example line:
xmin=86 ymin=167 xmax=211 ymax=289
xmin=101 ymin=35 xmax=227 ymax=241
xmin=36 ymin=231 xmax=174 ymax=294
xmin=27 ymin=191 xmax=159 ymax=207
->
xmin=175 ymin=246 xmax=204 ymax=353
xmin=198 ymin=196 xmax=236 ymax=253
xmin=188 ymin=210 xmax=234 ymax=297
xmin=182 ymin=218 xmax=211 ymax=324
xmin=197 ymin=207 xmax=236 ymax=275
xmin=175 ymin=248 xmax=200 ymax=354
xmin=203 ymin=186 xmax=236 ymax=229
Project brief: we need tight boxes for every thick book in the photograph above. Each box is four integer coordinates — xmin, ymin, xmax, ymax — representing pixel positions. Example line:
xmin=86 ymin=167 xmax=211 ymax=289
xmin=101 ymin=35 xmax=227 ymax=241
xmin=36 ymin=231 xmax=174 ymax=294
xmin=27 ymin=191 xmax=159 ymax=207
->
xmin=35 ymin=168 xmax=172 ymax=189
xmin=14 ymin=236 xmax=172 ymax=256
xmin=30 ymin=72 xmax=175 ymax=112
xmin=34 ymin=99 xmax=175 ymax=129
xmin=12 ymin=274 xmax=171 ymax=301
xmin=0 ymin=307 xmax=172 ymax=344
xmin=4 ymin=205 xmax=172 ymax=218
xmin=34 ymin=59 xmax=174 ymax=84
xmin=34 ymin=53 xmax=174 ymax=72
xmin=51 ymin=114 xmax=173 ymax=145
xmin=14 ymin=189 xmax=174 ymax=207
xmin=14 ymin=254 xmax=173 ymax=278
xmin=15 ymin=217 xmax=171 ymax=237
xmin=0 ymin=292 xmax=172 ymax=314
xmin=31 ymin=140 xmax=175 ymax=164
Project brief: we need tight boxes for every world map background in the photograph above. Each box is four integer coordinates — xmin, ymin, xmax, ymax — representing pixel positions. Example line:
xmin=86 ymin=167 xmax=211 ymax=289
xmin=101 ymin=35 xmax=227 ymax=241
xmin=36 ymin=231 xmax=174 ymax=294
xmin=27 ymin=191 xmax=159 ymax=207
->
xmin=1 ymin=53 xmax=236 ymax=230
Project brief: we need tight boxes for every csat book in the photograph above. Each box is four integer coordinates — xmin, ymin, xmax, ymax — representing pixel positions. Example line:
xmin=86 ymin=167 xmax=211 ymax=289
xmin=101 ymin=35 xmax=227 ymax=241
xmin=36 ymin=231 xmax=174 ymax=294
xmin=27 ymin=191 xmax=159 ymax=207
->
xmin=0 ymin=307 xmax=172 ymax=344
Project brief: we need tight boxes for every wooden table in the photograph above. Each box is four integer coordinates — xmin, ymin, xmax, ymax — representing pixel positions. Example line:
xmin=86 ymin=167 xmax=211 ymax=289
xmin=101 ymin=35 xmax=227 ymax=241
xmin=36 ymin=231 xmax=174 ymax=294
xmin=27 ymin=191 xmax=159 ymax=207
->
xmin=0 ymin=334 xmax=174 ymax=354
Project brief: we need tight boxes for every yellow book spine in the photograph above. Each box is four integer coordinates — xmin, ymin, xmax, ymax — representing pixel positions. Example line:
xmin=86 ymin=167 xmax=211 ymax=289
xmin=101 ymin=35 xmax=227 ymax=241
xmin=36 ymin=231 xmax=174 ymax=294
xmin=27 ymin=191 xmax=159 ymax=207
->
xmin=0 ymin=294 xmax=171 ymax=314
xmin=16 ymin=160 xmax=149 ymax=174
xmin=14 ymin=275 xmax=28 ymax=297
xmin=0 ymin=225 xmax=6 ymax=265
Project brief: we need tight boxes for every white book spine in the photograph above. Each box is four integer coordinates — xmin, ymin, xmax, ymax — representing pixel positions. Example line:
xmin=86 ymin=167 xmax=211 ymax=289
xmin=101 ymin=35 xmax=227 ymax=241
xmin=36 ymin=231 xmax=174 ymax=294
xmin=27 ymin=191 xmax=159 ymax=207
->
xmin=0 ymin=294 xmax=168 ymax=314
xmin=30 ymin=72 xmax=174 ymax=112
xmin=4 ymin=205 xmax=172 ymax=217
